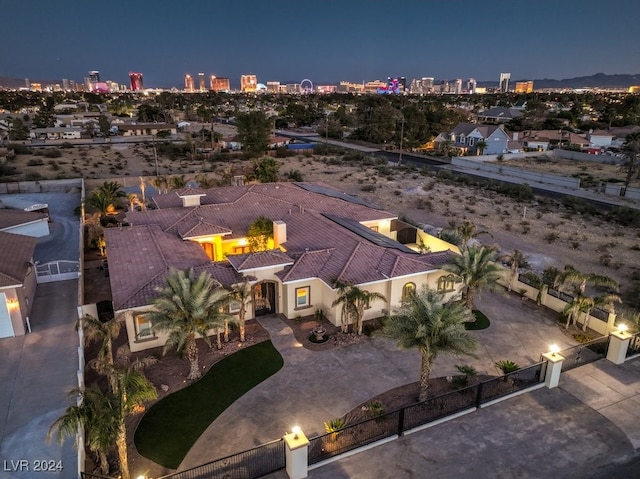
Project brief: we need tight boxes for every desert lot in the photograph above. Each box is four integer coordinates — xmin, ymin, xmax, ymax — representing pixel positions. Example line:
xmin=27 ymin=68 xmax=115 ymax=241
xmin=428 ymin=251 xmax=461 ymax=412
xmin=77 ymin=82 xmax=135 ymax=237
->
xmin=3 ymin=140 xmax=640 ymax=306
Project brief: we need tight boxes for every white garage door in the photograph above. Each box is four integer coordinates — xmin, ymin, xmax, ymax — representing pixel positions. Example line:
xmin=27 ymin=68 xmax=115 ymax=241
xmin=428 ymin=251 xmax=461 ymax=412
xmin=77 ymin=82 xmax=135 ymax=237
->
xmin=0 ymin=293 xmax=14 ymax=338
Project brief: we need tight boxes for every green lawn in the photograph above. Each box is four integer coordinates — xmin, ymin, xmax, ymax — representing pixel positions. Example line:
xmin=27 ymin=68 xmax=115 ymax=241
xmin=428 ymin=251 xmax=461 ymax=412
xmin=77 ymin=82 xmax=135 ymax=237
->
xmin=134 ymin=340 xmax=284 ymax=469
xmin=465 ymin=310 xmax=491 ymax=330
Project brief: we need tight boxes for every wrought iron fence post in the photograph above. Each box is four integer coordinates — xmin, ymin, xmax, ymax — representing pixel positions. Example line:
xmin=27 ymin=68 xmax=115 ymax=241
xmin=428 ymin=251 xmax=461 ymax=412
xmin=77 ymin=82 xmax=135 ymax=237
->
xmin=398 ymin=406 xmax=405 ymax=436
xmin=476 ymin=382 xmax=483 ymax=407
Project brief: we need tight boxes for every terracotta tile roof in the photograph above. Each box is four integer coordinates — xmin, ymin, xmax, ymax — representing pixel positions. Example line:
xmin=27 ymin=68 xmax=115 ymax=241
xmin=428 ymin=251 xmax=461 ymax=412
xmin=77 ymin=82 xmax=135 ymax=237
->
xmin=0 ymin=209 xmax=48 ymax=230
xmin=0 ymin=231 xmax=36 ymax=287
xmin=227 ymin=250 xmax=294 ymax=272
xmin=277 ymin=249 xmax=335 ymax=282
xmin=174 ymin=187 xmax=207 ymax=197
xmin=176 ymin=216 xmax=232 ymax=239
xmin=193 ymin=262 xmax=250 ymax=287
xmin=105 ymin=225 xmax=209 ymax=310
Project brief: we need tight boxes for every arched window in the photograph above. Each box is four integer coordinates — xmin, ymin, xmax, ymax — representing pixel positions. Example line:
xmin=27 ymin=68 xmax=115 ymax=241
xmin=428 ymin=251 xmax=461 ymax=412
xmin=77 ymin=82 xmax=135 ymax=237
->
xmin=437 ymin=276 xmax=455 ymax=293
xmin=402 ymin=283 xmax=416 ymax=303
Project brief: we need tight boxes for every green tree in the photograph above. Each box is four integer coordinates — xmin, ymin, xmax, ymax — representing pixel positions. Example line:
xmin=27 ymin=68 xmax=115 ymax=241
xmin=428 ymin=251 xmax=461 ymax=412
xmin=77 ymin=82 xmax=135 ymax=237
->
xmin=384 ymin=287 xmax=477 ymax=401
xmin=247 ymin=216 xmax=274 ymax=252
xmin=253 ymin=156 xmax=279 ymax=183
xmin=87 ymin=181 xmax=125 ymax=216
xmin=98 ymin=114 xmax=111 ymax=137
xmin=33 ymin=108 xmax=55 ymax=128
xmin=621 ymin=132 xmax=640 ymax=192
xmin=476 ymin=139 xmax=488 ymax=155
xmin=498 ymin=249 xmax=529 ymax=292
xmin=168 ymin=174 xmax=188 ymax=190
xmin=581 ymin=293 xmax=621 ymax=332
xmin=8 ymin=117 xmax=29 ymax=140
xmin=76 ymin=314 xmax=121 ymax=391
xmin=559 ymin=265 xmax=618 ymax=296
xmin=146 ymin=268 xmax=233 ymax=379
xmin=236 ymin=110 xmax=271 ymax=156
xmin=332 ymin=281 xmax=386 ymax=335
xmin=563 ymin=293 xmax=594 ymax=330
xmin=442 ymin=245 xmax=503 ymax=309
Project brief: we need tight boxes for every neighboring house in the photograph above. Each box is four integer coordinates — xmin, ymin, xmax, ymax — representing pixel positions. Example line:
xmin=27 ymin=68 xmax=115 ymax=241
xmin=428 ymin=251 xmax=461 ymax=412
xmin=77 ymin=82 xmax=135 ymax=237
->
xmin=104 ymin=183 xmax=460 ymax=352
xmin=588 ymin=129 xmax=615 ymax=148
xmin=476 ymin=107 xmax=523 ymax=124
xmin=0 ymin=209 xmax=50 ymax=237
xmin=0 ymin=231 xmax=37 ymax=338
xmin=114 ymin=123 xmax=177 ymax=136
xmin=519 ymin=130 xmax=590 ymax=151
xmin=30 ymin=127 xmax=83 ymax=140
xmin=435 ymin=123 xmax=510 ymax=155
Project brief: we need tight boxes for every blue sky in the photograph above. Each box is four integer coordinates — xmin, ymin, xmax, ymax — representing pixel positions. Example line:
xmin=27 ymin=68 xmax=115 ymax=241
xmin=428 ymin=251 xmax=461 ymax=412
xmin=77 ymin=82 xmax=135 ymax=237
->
xmin=2 ymin=0 xmax=639 ymax=87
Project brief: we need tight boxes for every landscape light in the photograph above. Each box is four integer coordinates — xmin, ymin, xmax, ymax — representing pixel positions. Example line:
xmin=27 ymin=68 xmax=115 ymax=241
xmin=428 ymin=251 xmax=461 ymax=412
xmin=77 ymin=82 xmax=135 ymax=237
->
xmin=549 ymin=344 xmax=560 ymax=357
xmin=617 ymin=323 xmax=628 ymax=333
xmin=292 ymin=425 xmax=301 ymax=440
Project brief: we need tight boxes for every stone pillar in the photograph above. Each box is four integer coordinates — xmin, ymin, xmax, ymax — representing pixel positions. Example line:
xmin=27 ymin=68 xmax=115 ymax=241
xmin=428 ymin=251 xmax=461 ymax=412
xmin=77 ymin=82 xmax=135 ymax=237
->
xmin=284 ymin=428 xmax=310 ymax=479
xmin=541 ymin=352 xmax=565 ymax=388
xmin=607 ymin=330 xmax=632 ymax=365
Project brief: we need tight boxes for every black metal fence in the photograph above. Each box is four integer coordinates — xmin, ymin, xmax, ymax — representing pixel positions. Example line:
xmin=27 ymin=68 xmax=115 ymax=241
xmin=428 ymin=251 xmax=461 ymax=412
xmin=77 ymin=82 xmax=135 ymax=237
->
xmin=626 ymin=333 xmax=640 ymax=358
xmin=157 ymin=439 xmax=285 ymax=479
xmin=81 ymin=473 xmax=116 ymax=479
xmin=309 ymin=362 xmax=544 ymax=465
xmin=558 ymin=336 xmax=610 ymax=372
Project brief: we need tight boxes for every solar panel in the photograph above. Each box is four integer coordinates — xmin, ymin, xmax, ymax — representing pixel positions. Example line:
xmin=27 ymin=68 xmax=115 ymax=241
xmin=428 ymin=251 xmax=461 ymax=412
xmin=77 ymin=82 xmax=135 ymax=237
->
xmin=294 ymin=183 xmax=383 ymax=210
xmin=323 ymin=214 xmax=416 ymax=253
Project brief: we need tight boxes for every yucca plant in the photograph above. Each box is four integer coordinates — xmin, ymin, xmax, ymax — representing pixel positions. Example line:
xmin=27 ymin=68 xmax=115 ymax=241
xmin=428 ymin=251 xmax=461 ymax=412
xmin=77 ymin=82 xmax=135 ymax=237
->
xmin=495 ymin=360 xmax=520 ymax=375
xmin=324 ymin=418 xmax=346 ymax=433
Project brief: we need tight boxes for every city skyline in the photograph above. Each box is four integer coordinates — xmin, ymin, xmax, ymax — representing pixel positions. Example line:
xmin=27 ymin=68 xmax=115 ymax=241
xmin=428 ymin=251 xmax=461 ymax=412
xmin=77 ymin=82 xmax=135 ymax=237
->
xmin=2 ymin=0 xmax=639 ymax=88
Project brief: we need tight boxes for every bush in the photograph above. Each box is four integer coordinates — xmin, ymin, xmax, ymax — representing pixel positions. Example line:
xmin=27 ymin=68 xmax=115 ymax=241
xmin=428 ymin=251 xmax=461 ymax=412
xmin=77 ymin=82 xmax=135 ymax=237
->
xmin=495 ymin=360 xmax=520 ymax=374
xmin=362 ymin=401 xmax=385 ymax=418
xmin=60 ymin=142 xmax=74 ymax=149
xmin=544 ymin=232 xmax=559 ymax=244
xmin=44 ymin=148 xmax=62 ymax=158
xmin=324 ymin=418 xmax=346 ymax=433
xmin=7 ymin=144 xmax=32 ymax=155
xmin=360 ymin=184 xmax=376 ymax=192
xmin=27 ymin=158 xmax=44 ymax=166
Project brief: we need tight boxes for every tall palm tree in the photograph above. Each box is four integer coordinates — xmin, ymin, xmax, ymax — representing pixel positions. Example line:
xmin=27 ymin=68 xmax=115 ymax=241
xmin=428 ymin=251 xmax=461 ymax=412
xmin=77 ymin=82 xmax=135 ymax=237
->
xmin=230 ymin=281 xmax=253 ymax=342
xmin=196 ymin=173 xmax=216 ymax=189
xmin=151 ymin=175 xmax=168 ymax=194
xmin=126 ymin=193 xmax=138 ymax=212
xmin=499 ymin=249 xmax=529 ymax=292
xmin=169 ymin=174 xmax=188 ymax=190
xmin=332 ymin=281 xmax=386 ymax=335
xmin=456 ymin=221 xmax=493 ymax=245
xmin=49 ymin=367 xmax=156 ymax=479
xmin=146 ymin=268 xmax=234 ymax=379
xmin=442 ymin=245 xmax=503 ymax=309
xmin=384 ymin=287 xmax=477 ymax=401
xmin=77 ymin=314 xmax=121 ymax=392
xmin=139 ymin=176 xmax=147 ymax=210
xmin=560 ymin=265 xmax=618 ymax=296
xmin=87 ymin=181 xmax=125 ymax=216
xmin=563 ymin=293 xmax=594 ymax=329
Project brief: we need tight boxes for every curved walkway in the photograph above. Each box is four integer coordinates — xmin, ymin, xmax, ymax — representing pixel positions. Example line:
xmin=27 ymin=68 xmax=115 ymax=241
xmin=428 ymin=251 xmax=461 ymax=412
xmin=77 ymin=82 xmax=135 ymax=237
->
xmin=180 ymin=291 xmax=579 ymax=470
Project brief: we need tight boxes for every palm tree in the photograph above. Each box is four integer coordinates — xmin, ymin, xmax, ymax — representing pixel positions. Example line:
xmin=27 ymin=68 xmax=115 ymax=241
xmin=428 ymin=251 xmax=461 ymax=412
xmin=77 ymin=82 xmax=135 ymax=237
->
xmin=77 ymin=314 xmax=121 ymax=392
xmin=456 ymin=221 xmax=493 ymax=245
xmin=49 ymin=367 xmax=156 ymax=479
xmin=87 ymin=181 xmax=125 ymax=216
xmin=87 ymin=190 xmax=114 ymax=217
xmin=442 ymin=245 xmax=503 ymax=309
xmin=563 ymin=293 xmax=594 ymax=329
xmin=476 ymin=139 xmax=488 ymax=155
xmin=384 ymin=287 xmax=477 ymax=401
xmin=332 ymin=281 xmax=386 ymax=335
xmin=126 ymin=193 xmax=138 ymax=212
xmin=146 ymin=268 xmax=234 ymax=379
xmin=139 ymin=176 xmax=147 ymax=210
xmin=230 ymin=281 xmax=253 ymax=342
xmin=560 ymin=265 xmax=618 ymax=296
xmin=151 ymin=175 xmax=168 ymax=194
xmin=499 ymin=249 xmax=529 ymax=292
xmin=196 ymin=173 xmax=216 ymax=189
xmin=48 ymin=385 xmax=118 ymax=476
xmin=169 ymin=174 xmax=188 ymax=190
xmin=581 ymin=293 xmax=621 ymax=332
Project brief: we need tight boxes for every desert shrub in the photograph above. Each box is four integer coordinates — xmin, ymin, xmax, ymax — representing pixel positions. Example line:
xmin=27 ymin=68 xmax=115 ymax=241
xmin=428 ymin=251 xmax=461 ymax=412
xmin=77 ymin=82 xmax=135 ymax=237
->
xmin=44 ymin=148 xmax=62 ymax=158
xmin=27 ymin=158 xmax=44 ymax=166
xmin=607 ymin=206 xmax=640 ymax=227
xmin=360 ymin=184 xmax=376 ymax=192
xmin=544 ymin=232 xmax=559 ymax=244
xmin=60 ymin=142 xmax=74 ymax=149
xmin=24 ymin=172 xmax=42 ymax=180
xmin=561 ymin=196 xmax=598 ymax=215
xmin=495 ymin=360 xmax=520 ymax=374
xmin=362 ymin=401 xmax=385 ymax=418
xmin=324 ymin=418 xmax=346 ymax=433
xmin=7 ymin=144 xmax=32 ymax=155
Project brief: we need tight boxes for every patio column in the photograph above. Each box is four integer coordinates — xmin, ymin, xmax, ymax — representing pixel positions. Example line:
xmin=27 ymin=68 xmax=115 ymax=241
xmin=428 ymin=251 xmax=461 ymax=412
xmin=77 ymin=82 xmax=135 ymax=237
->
xmin=607 ymin=329 xmax=632 ymax=365
xmin=541 ymin=351 xmax=565 ymax=389
xmin=284 ymin=427 xmax=309 ymax=479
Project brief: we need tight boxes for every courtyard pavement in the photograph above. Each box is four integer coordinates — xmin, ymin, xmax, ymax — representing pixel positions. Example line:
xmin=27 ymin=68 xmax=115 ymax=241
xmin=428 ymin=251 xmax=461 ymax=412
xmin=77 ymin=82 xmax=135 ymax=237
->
xmin=180 ymin=290 xmax=590 ymax=471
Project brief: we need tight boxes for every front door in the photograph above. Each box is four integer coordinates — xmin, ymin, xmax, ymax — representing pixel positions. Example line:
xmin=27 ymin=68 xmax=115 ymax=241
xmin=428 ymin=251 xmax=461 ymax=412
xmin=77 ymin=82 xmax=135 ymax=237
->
xmin=254 ymin=282 xmax=276 ymax=316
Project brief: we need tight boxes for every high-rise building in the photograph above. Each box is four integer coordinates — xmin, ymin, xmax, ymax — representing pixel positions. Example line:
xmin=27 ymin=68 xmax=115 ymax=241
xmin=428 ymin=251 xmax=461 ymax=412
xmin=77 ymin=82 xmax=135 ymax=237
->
xmin=198 ymin=73 xmax=205 ymax=92
xmin=241 ymin=74 xmax=257 ymax=92
xmin=30 ymin=83 xmax=42 ymax=92
xmin=514 ymin=81 xmax=534 ymax=93
xmin=24 ymin=78 xmax=30 ymax=89
xmin=467 ymin=78 xmax=477 ymax=94
xmin=454 ymin=79 xmax=463 ymax=95
xmin=89 ymin=71 xmax=100 ymax=82
xmin=266 ymin=81 xmax=280 ymax=93
xmin=210 ymin=76 xmax=230 ymax=92
xmin=62 ymin=78 xmax=70 ymax=90
xmin=185 ymin=74 xmax=195 ymax=92
xmin=129 ymin=72 xmax=143 ymax=91
xmin=499 ymin=73 xmax=511 ymax=93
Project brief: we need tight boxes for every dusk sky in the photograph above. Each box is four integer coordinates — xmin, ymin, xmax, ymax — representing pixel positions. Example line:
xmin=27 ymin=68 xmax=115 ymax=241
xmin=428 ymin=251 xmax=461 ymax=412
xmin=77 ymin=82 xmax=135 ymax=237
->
xmin=3 ymin=0 xmax=639 ymax=88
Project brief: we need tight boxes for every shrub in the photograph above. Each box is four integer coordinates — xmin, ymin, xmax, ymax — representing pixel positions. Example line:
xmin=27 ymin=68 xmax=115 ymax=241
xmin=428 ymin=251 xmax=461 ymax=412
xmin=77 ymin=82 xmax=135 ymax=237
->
xmin=495 ymin=360 xmax=520 ymax=374
xmin=360 ymin=184 xmax=376 ymax=192
xmin=324 ymin=418 xmax=346 ymax=433
xmin=44 ymin=148 xmax=62 ymax=158
xmin=544 ymin=232 xmax=559 ymax=244
xmin=362 ymin=401 xmax=385 ymax=418
xmin=7 ymin=144 xmax=32 ymax=155
xmin=27 ymin=158 xmax=44 ymax=166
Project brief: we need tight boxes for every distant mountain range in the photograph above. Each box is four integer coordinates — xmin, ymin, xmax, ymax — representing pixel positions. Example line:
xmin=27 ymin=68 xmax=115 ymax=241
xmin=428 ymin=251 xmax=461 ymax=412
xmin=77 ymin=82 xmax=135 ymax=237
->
xmin=2 ymin=72 xmax=640 ymax=90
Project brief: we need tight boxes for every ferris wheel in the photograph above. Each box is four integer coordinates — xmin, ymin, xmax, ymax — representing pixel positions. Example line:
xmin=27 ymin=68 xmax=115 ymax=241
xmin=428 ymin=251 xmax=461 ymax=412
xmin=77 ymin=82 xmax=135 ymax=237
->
xmin=300 ymin=79 xmax=313 ymax=93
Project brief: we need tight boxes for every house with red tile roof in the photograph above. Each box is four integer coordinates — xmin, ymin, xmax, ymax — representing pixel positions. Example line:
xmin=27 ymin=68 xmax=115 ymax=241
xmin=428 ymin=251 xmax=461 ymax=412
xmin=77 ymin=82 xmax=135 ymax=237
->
xmin=104 ymin=182 xmax=460 ymax=352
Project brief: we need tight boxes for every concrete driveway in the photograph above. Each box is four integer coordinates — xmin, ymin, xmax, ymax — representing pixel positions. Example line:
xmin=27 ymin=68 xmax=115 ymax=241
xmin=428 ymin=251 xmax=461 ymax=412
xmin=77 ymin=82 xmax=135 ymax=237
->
xmin=180 ymin=291 xmax=579 ymax=470
xmin=0 ymin=280 xmax=79 ymax=479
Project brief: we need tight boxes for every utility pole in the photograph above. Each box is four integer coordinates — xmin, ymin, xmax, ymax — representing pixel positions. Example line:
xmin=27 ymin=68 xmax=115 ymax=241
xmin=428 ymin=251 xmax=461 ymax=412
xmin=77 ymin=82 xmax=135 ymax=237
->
xmin=152 ymin=135 xmax=159 ymax=177
xmin=397 ymin=116 xmax=405 ymax=167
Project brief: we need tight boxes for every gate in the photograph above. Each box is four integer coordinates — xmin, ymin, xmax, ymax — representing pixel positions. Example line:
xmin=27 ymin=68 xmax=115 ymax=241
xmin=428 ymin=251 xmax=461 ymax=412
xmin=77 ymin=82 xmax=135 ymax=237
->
xmin=36 ymin=260 xmax=80 ymax=283
xmin=558 ymin=337 xmax=609 ymax=372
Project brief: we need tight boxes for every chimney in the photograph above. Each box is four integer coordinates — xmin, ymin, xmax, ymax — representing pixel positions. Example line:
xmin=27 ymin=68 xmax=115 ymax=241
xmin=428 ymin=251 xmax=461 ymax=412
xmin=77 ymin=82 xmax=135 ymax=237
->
xmin=273 ymin=220 xmax=286 ymax=248
xmin=177 ymin=190 xmax=206 ymax=207
xmin=512 ymin=132 xmax=519 ymax=141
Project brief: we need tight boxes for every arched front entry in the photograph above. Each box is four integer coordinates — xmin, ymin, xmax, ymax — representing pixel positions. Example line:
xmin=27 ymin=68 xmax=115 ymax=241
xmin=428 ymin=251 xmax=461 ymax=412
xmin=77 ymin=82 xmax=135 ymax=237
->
xmin=253 ymin=282 xmax=277 ymax=316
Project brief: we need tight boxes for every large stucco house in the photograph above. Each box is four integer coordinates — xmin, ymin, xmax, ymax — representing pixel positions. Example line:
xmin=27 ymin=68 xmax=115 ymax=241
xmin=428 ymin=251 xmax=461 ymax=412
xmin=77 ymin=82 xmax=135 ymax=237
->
xmin=104 ymin=182 xmax=460 ymax=352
